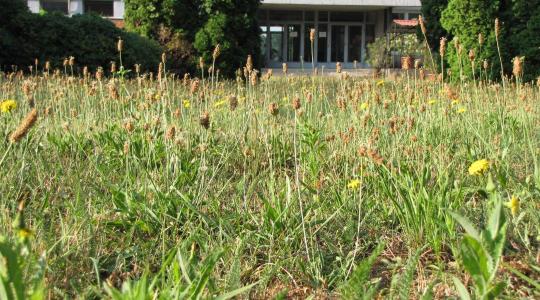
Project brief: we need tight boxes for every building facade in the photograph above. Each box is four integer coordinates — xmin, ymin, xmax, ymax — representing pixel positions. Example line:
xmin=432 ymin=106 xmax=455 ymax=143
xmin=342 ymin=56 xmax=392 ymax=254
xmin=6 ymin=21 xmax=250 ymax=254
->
xmin=26 ymin=0 xmax=421 ymax=68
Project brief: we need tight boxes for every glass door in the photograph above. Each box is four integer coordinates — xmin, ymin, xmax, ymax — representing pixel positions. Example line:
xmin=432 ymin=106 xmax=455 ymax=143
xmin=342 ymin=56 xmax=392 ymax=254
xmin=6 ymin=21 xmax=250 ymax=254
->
xmin=269 ymin=26 xmax=284 ymax=62
xmin=331 ymin=25 xmax=345 ymax=62
xmin=348 ymin=25 xmax=362 ymax=63
xmin=287 ymin=24 xmax=301 ymax=62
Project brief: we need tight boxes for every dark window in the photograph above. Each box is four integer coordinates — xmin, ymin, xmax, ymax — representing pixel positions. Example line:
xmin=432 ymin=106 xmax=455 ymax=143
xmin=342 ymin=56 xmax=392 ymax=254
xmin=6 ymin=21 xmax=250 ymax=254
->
xmin=257 ymin=9 xmax=267 ymax=22
xmin=41 ymin=0 xmax=68 ymax=14
xmin=318 ymin=11 xmax=329 ymax=22
xmin=331 ymin=12 xmax=364 ymax=22
xmin=85 ymin=1 xmax=114 ymax=17
xmin=392 ymin=13 xmax=405 ymax=20
xmin=268 ymin=10 xmax=302 ymax=21
xmin=305 ymin=11 xmax=315 ymax=22
xmin=408 ymin=13 xmax=420 ymax=20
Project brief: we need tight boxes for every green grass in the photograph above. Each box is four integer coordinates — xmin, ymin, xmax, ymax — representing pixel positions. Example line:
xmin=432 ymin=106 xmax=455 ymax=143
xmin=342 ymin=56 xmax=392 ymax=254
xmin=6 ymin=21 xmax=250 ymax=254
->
xmin=0 ymin=70 xmax=539 ymax=299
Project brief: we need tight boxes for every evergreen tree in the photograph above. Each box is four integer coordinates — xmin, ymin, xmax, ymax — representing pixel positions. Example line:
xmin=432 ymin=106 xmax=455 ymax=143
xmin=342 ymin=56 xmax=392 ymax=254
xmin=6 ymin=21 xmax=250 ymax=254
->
xmin=194 ymin=0 xmax=261 ymax=77
xmin=419 ymin=0 xmax=450 ymax=53
xmin=124 ymin=0 xmax=204 ymax=73
xmin=441 ymin=0 xmax=509 ymax=81
xmin=508 ymin=0 xmax=540 ymax=81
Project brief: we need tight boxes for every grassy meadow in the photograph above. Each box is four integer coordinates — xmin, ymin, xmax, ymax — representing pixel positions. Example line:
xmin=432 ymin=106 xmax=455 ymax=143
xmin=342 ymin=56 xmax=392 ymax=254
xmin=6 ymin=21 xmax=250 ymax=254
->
xmin=0 ymin=64 xmax=539 ymax=299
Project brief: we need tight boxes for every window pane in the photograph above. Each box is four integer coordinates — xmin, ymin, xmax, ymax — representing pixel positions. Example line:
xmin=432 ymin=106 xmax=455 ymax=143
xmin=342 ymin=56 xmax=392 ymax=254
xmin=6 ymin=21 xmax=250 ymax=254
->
xmin=331 ymin=25 xmax=345 ymax=62
xmin=392 ymin=13 xmax=405 ymax=20
xmin=287 ymin=25 xmax=301 ymax=62
xmin=331 ymin=12 xmax=363 ymax=22
xmin=317 ymin=24 xmax=328 ymax=62
xmin=348 ymin=26 xmax=362 ymax=63
xmin=318 ymin=11 xmax=329 ymax=22
xmin=85 ymin=1 xmax=114 ymax=17
xmin=304 ymin=24 xmax=314 ymax=62
xmin=260 ymin=26 xmax=268 ymax=61
xmin=268 ymin=10 xmax=302 ymax=21
xmin=305 ymin=11 xmax=315 ymax=22
xmin=269 ymin=26 xmax=283 ymax=62
xmin=408 ymin=13 xmax=420 ymax=20
xmin=41 ymin=0 xmax=68 ymax=14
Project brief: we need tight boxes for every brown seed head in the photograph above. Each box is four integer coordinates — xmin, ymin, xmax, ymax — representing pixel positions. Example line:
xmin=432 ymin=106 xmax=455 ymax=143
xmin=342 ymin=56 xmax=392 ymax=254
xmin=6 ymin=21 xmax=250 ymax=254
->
xmin=200 ymin=112 xmax=210 ymax=129
xmin=495 ymin=18 xmax=500 ymax=38
xmin=440 ymin=37 xmax=447 ymax=57
xmin=10 ymin=108 xmax=38 ymax=143
xmin=268 ymin=102 xmax=279 ymax=116
xmin=229 ymin=95 xmax=238 ymax=111
xmin=418 ymin=15 xmax=427 ymax=35
xmin=478 ymin=33 xmax=484 ymax=46
xmin=309 ymin=28 xmax=316 ymax=42
xmin=246 ymin=55 xmax=253 ymax=73
xmin=117 ymin=38 xmax=124 ymax=52
xmin=213 ymin=44 xmax=221 ymax=60
xmin=292 ymin=96 xmax=301 ymax=110
xmin=513 ymin=56 xmax=524 ymax=78
xmin=165 ymin=126 xmax=176 ymax=140
xmin=468 ymin=49 xmax=476 ymax=62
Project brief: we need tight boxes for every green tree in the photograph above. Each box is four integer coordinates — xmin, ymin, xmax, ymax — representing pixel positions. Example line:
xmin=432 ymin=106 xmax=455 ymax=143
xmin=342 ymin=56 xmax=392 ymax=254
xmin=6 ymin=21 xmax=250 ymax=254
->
xmin=124 ymin=0 xmax=204 ymax=73
xmin=419 ymin=0 xmax=450 ymax=53
xmin=508 ymin=0 xmax=540 ymax=82
xmin=194 ymin=0 xmax=261 ymax=77
xmin=441 ymin=0 xmax=509 ymax=81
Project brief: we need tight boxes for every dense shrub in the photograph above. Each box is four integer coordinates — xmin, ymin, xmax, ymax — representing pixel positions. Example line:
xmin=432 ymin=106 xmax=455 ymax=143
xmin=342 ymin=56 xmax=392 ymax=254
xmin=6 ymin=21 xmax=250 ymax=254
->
xmin=419 ymin=0 xmax=450 ymax=53
xmin=194 ymin=0 xmax=261 ymax=77
xmin=125 ymin=0 xmax=261 ymax=77
xmin=124 ymin=0 xmax=203 ymax=74
xmin=441 ymin=0 xmax=510 ymax=81
xmin=0 ymin=8 xmax=160 ymax=73
xmin=508 ymin=0 xmax=540 ymax=82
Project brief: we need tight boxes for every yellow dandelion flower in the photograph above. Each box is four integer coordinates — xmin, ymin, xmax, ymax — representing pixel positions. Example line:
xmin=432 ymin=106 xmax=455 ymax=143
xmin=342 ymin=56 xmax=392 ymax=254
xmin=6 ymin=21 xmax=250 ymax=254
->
xmin=428 ymin=99 xmax=437 ymax=105
xmin=214 ymin=100 xmax=226 ymax=108
xmin=376 ymin=80 xmax=385 ymax=86
xmin=347 ymin=179 xmax=361 ymax=190
xmin=457 ymin=107 xmax=467 ymax=113
xmin=1 ymin=99 xmax=17 ymax=113
xmin=468 ymin=159 xmax=489 ymax=176
xmin=451 ymin=99 xmax=460 ymax=106
xmin=360 ymin=102 xmax=369 ymax=110
xmin=505 ymin=195 xmax=520 ymax=217
xmin=183 ymin=99 xmax=191 ymax=109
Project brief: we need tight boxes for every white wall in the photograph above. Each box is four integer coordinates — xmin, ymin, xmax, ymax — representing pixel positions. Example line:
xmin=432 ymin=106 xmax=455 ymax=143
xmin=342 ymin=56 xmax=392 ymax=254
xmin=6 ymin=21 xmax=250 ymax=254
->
xmin=113 ymin=0 xmax=125 ymax=19
xmin=27 ymin=0 xmax=40 ymax=13
xmin=69 ymin=0 xmax=84 ymax=15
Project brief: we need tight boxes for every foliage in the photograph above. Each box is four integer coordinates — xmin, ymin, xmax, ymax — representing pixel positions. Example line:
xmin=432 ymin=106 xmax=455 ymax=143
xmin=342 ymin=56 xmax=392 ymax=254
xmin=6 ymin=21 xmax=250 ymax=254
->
xmin=451 ymin=176 xmax=508 ymax=299
xmin=366 ymin=37 xmax=390 ymax=69
xmin=0 ymin=11 xmax=160 ymax=72
xmin=441 ymin=0 xmax=509 ymax=81
xmin=507 ymin=0 xmax=540 ymax=82
xmin=419 ymin=0 xmax=450 ymax=53
xmin=194 ymin=0 xmax=261 ymax=77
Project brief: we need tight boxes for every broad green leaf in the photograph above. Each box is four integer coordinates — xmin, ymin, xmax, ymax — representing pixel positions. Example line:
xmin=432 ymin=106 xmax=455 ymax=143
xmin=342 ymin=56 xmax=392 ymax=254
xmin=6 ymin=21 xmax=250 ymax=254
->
xmin=452 ymin=277 xmax=471 ymax=300
xmin=215 ymin=282 xmax=258 ymax=300
xmin=450 ymin=212 xmax=480 ymax=240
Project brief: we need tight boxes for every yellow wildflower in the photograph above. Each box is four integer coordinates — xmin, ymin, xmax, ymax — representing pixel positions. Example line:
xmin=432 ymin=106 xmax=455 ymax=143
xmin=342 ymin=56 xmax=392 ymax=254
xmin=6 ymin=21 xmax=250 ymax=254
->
xmin=347 ymin=179 xmax=361 ymax=190
xmin=376 ymin=80 xmax=385 ymax=86
xmin=505 ymin=195 xmax=520 ymax=217
xmin=457 ymin=107 xmax=467 ymax=113
xmin=1 ymin=99 xmax=17 ymax=113
xmin=214 ymin=100 xmax=226 ymax=108
xmin=183 ymin=99 xmax=191 ymax=108
xmin=451 ymin=99 xmax=460 ymax=106
xmin=360 ymin=102 xmax=369 ymax=110
xmin=428 ymin=99 xmax=437 ymax=105
xmin=468 ymin=159 xmax=489 ymax=176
